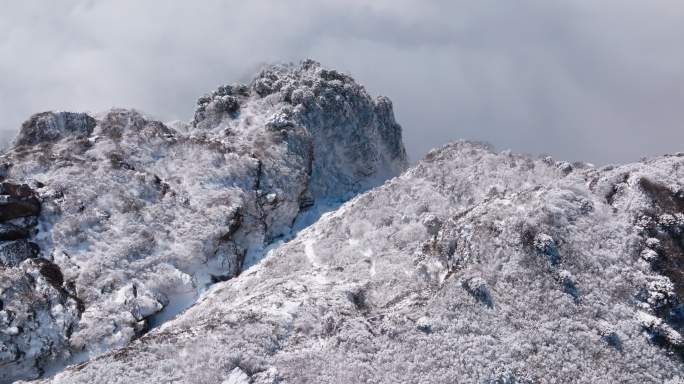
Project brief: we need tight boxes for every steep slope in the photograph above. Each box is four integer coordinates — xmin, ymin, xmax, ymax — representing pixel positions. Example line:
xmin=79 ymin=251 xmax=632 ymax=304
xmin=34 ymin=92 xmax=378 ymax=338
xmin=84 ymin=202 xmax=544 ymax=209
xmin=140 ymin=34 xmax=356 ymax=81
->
xmin=0 ymin=60 xmax=407 ymax=383
xmin=34 ymin=142 xmax=684 ymax=384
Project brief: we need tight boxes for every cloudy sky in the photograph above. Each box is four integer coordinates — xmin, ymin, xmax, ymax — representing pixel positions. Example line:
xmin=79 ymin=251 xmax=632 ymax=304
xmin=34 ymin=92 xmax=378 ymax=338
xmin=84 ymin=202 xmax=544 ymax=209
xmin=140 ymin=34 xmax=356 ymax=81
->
xmin=1 ymin=0 xmax=683 ymax=164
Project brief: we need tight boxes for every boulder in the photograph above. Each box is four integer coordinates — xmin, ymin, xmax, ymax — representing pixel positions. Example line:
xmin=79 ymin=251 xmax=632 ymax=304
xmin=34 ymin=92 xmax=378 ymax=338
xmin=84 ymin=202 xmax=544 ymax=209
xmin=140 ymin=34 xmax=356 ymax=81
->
xmin=0 ymin=182 xmax=40 ymax=221
xmin=0 ymin=223 xmax=29 ymax=241
xmin=0 ymin=240 xmax=39 ymax=267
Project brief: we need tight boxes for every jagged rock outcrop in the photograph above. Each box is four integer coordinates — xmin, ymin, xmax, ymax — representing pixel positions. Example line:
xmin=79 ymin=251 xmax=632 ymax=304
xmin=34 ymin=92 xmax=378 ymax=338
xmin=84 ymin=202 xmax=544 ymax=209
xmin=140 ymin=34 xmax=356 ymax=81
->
xmin=0 ymin=183 xmax=81 ymax=384
xmin=0 ymin=60 xmax=407 ymax=382
xmin=3 ymin=59 xmax=684 ymax=383
xmin=14 ymin=112 xmax=96 ymax=147
xmin=32 ymin=142 xmax=684 ymax=384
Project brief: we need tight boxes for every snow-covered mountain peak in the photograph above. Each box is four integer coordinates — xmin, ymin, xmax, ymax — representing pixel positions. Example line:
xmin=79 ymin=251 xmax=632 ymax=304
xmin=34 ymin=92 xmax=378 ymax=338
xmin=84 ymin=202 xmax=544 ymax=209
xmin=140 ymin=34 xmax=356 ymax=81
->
xmin=0 ymin=60 xmax=407 ymax=383
xmin=2 ymin=61 xmax=684 ymax=383
xmin=191 ymin=60 xmax=407 ymax=197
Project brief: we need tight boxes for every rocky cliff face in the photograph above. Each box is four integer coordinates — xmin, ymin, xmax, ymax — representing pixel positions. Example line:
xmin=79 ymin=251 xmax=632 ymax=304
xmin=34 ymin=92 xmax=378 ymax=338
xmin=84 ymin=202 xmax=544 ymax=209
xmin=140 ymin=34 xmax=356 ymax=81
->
xmin=28 ymin=142 xmax=684 ymax=384
xmin=2 ymin=60 xmax=684 ymax=384
xmin=0 ymin=60 xmax=407 ymax=383
xmin=0 ymin=182 xmax=82 ymax=383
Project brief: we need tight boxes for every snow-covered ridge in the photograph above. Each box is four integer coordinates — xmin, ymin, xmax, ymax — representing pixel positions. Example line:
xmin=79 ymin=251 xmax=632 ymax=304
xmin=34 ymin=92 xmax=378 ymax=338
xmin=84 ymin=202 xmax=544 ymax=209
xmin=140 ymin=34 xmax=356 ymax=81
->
xmin=30 ymin=141 xmax=684 ymax=383
xmin=0 ymin=60 xmax=407 ymax=383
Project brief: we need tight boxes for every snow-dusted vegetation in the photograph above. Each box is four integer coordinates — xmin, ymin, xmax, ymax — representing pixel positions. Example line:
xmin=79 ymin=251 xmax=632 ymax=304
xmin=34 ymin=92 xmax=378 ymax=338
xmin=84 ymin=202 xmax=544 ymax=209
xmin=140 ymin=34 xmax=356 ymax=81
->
xmin=0 ymin=61 xmax=406 ymax=383
xmin=2 ymin=61 xmax=684 ymax=384
xmin=28 ymin=141 xmax=684 ymax=383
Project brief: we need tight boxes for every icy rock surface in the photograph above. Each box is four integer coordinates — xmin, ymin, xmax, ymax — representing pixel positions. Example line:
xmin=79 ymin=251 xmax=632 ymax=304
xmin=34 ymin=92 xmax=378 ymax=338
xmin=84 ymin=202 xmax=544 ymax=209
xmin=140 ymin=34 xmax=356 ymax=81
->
xmin=34 ymin=142 xmax=684 ymax=383
xmin=0 ymin=60 xmax=407 ymax=382
xmin=0 ymin=182 xmax=82 ymax=384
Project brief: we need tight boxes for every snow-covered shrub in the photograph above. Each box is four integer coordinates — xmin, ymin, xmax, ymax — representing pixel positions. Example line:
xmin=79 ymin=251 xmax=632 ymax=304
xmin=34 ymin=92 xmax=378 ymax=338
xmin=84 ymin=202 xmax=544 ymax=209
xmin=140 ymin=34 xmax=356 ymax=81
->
xmin=534 ymin=233 xmax=560 ymax=266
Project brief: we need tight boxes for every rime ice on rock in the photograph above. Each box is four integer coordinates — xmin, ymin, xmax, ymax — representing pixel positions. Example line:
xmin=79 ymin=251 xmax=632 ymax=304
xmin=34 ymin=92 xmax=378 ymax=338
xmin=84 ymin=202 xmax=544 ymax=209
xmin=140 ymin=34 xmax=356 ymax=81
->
xmin=0 ymin=60 xmax=407 ymax=382
xmin=0 ymin=184 xmax=81 ymax=383
xmin=534 ymin=233 xmax=560 ymax=266
xmin=463 ymin=276 xmax=493 ymax=308
xmin=36 ymin=140 xmax=684 ymax=384
xmin=14 ymin=112 xmax=96 ymax=146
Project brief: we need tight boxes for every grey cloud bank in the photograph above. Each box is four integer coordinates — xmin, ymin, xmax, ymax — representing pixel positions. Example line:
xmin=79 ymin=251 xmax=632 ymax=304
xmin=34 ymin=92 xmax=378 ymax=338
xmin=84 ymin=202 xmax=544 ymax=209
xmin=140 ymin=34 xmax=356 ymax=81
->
xmin=1 ymin=0 xmax=683 ymax=164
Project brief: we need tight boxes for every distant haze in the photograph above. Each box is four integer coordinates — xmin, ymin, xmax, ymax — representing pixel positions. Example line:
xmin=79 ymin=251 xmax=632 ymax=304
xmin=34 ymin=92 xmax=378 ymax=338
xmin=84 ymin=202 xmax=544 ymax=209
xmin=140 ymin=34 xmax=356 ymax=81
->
xmin=1 ymin=0 xmax=683 ymax=164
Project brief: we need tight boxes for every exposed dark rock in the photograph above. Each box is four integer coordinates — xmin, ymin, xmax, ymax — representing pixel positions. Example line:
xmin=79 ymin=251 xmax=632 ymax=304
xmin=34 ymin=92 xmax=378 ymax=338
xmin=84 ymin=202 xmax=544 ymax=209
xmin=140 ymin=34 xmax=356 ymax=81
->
xmin=422 ymin=214 xmax=442 ymax=237
xmin=99 ymin=109 xmax=146 ymax=140
xmin=0 ymin=195 xmax=40 ymax=222
xmin=533 ymin=233 xmax=561 ymax=266
xmin=416 ymin=316 xmax=432 ymax=333
xmin=0 ymin=182 xmax=34 ymax=198
xmin=605 ymin=173 xmax=630 ymax=205
xmin=0 ymin=223 xmax=29 ymax=241
xmin=38 ymin=260 xmax=64 ymax=289
xmin=634 ymin=177 xmax=684 ymax=355
xmin=373 ymin=96 xmax=406 ymax=161
xmin=0 ymin=182 xmax=41 ymax=221
xmin=599 ymin=324 xmax=623 ymax=351
xmin=108 ymin=152 xmax=134 ymax=170
xmin=0 ymin=240 xmax=39 ymax=267
xmin=639 ymin=177 xmax=684 ymax=214
xmin=347 ymin=288 xmax=369 ymax=313
xmin=6 ymin=215 xmax=39 ymax=230
xmin=298 ymin=190 xmax=314 ymax=209
xmin=193 ymin=88 xmax=243 ymax=128
xmin=637 ymin=178 xmax=684 ymax=297
xmin=15 ymin=111 xmax=96 ymax=146
xmin=463 ymin=276 xmax=493 ymax=308
xmin=558 ymin=270 xmax=580 ymax=301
